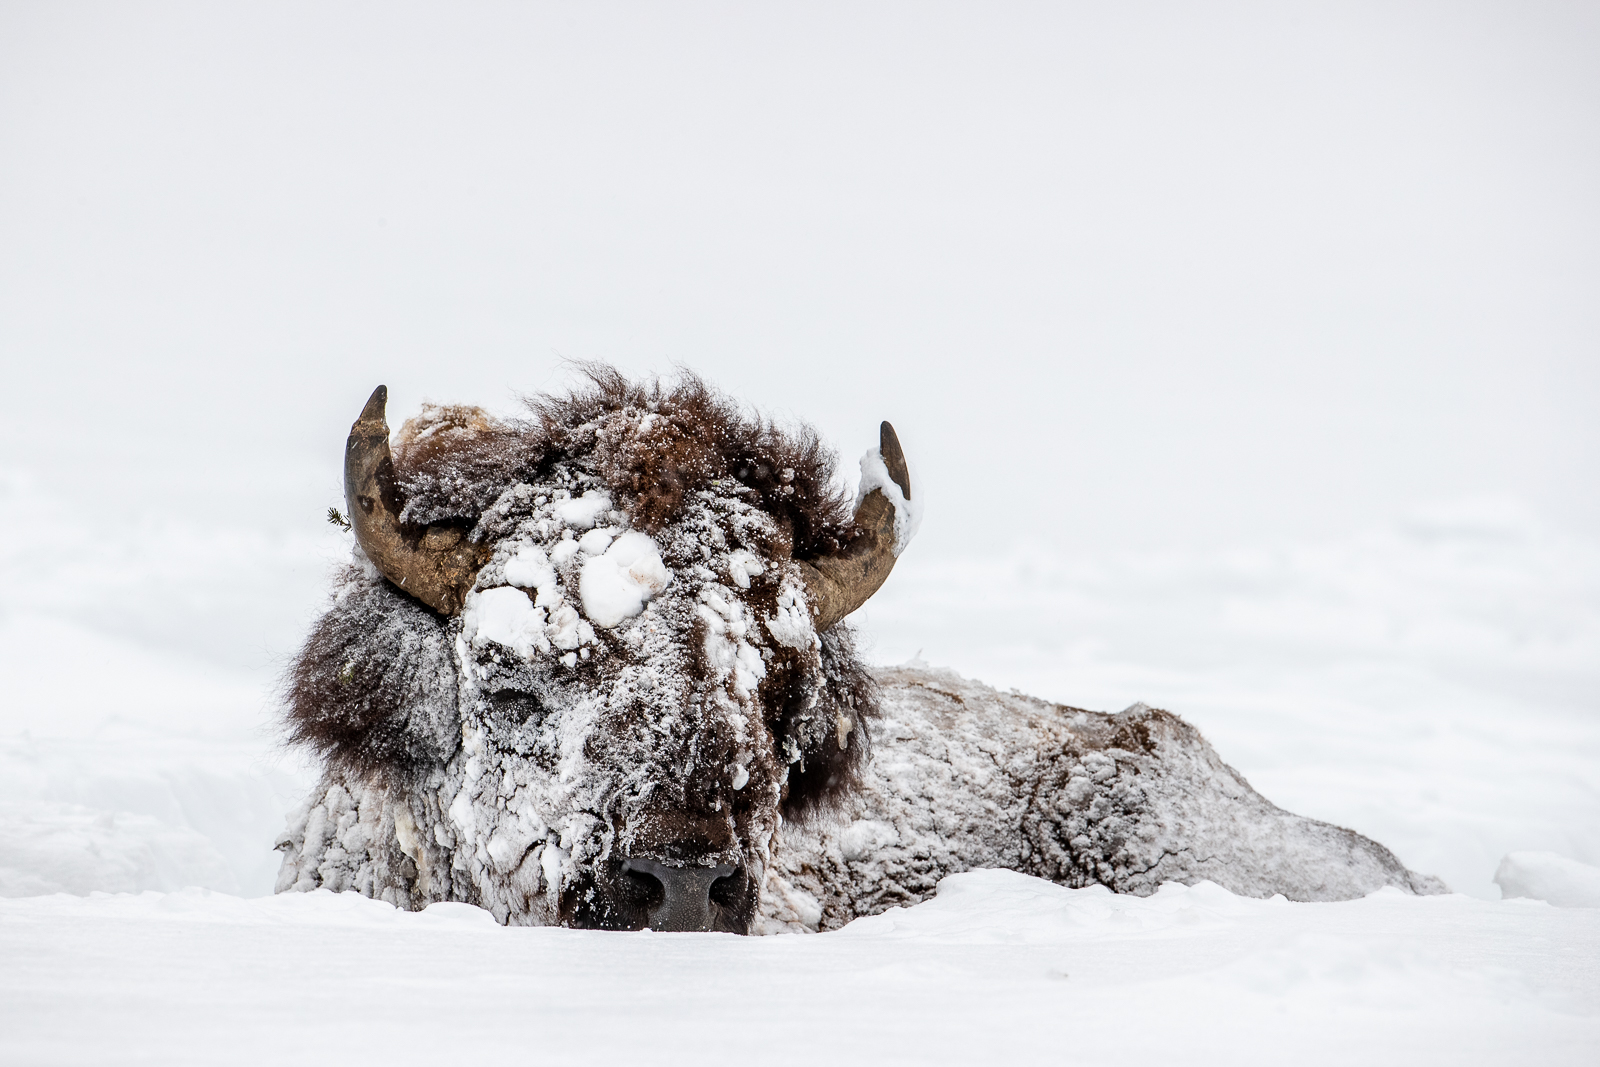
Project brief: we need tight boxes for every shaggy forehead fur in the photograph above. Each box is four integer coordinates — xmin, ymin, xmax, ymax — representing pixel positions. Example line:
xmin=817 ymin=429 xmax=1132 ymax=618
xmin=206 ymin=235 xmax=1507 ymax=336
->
xmin=284 ymin=369 xmax=880 ymax=868
xmin=392 ymin=365 xmax=858 ymax=555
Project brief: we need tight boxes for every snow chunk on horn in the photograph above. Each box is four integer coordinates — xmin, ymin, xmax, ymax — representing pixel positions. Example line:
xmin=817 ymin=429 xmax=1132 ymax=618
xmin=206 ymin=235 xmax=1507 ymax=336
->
xmin=795 ymin=421 xmax=915 ymax=633
xmin=856 ymin=441 xmax=921 ymax=557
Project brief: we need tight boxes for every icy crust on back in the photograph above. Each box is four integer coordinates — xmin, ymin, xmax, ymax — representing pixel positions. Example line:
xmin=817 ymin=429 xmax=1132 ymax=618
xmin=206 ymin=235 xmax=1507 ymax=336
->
xmin=280 ymin=372 xmax=880 ymax=926
xmin=758 ymin=664 xmax=1448 ymax=933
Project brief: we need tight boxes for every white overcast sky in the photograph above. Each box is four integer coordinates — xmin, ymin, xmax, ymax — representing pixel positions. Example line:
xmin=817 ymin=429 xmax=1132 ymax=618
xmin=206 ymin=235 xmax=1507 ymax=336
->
xmin=2 ymin=1 xmax=1597 ymax=559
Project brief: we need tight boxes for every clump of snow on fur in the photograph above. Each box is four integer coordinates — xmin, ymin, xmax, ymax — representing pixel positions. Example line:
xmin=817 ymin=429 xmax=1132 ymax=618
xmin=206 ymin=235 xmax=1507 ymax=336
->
xmin=550 ymin=535 xmax=579 ymax=566
xmin=546 ymin=603 xmax=586 ymax=651
xmin=764 ymin=574 xmax=817 ymax=651
xmin=463 ymin=586 xmax=551 ymax=658
xmin=855 ymin=447 xmax=921 ymax=556
xmin=579 ymin=531 xmax=670 ymax=628
xmin=555 ymin=489 xmax=613 ymax=530
xmin=697 ymin=587 xmax=767 ymax=698
xmin=502 ymin=544 xmax=557 ymax=596
xmin=577 ymin=528 xmax=614 ymax=555
xmin=726 ymin=549 xmax=765 ymax=589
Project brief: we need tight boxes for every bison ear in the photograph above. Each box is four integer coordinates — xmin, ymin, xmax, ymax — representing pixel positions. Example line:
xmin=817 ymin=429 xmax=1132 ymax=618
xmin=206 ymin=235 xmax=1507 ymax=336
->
xmin=345 ymin=385 xmax=489 ymax=614
xmin=285 ymin=572 xmax=462 ymax=781
xmin=795 ymin=421 xmax=912 ymax=632
xmin=778 ymin=628 xmax=878 ymax=822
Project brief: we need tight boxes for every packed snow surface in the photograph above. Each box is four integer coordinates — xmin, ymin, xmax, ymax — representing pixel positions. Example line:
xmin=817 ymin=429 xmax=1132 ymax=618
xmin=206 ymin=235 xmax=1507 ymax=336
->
xmin=2 ymin=870 xmax=1595 ymax=1066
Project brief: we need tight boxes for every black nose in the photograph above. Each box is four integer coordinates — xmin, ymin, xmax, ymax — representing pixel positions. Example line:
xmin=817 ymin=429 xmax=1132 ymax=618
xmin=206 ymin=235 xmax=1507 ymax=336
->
xmin=620 ymin=857 xmax=736 ymax=932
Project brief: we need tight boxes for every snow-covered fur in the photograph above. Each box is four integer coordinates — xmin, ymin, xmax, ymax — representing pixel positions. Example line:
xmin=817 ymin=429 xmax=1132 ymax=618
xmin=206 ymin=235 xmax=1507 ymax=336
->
xmin=759 ymin=665 xmax=1446 ymax=932
xmin=276 ymin=371 xmax=1445 ymax=932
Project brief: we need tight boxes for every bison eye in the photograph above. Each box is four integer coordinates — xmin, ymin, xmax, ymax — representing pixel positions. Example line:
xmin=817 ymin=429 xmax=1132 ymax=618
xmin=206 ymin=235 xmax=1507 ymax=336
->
xmin=487 ymin=689 xmax=545 ymax=727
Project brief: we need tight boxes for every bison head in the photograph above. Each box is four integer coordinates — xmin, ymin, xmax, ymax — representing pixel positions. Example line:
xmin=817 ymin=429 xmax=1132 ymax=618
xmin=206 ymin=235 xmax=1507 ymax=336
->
xmin=285 ymin=372 xmax=915 ymax=933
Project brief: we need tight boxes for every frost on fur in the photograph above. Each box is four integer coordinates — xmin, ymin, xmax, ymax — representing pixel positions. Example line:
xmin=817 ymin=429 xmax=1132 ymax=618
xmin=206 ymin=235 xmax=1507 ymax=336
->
xmin=760 ymin=666 xmax=1446 ymax=933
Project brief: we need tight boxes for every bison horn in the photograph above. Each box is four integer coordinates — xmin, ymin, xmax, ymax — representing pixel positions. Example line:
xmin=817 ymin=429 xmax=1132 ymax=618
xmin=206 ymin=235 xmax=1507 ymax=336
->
xmin=796 ymin=421 xmax=912 ymax=633
xmin=345 ymin=385 xmax=487 ymax=615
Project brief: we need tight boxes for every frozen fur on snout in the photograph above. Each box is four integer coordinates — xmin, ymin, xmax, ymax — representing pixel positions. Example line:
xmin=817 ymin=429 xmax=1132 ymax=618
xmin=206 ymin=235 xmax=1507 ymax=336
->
xmin=279 ymin=371 xmax=883 ymax=928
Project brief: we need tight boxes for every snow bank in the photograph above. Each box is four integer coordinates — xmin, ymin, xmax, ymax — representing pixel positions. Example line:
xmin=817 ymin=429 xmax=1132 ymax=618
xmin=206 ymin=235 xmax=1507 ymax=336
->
xmin=2 ymin=870 xmax=1595 ymax=1065
xmin=0 ymin=802 xmax=235 ymax=897
xmin=0 ymin=615 xmax=314 ymax=898
xmin=1496 ymin=852 xmax=1600 ymax=908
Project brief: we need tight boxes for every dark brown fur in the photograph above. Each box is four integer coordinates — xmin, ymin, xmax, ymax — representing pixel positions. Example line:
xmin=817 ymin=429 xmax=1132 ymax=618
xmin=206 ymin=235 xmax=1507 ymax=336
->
xmin=394 ymin=365 xmax=857 ymax=558
xmin=283 ymin=571 xmax=461 ymax=785
xmin=773 ymin=627 xmax=879 ymax=822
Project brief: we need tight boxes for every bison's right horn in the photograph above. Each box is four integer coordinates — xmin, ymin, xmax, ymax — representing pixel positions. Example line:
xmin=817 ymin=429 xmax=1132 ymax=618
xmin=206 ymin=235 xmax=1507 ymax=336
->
xmin=345 ymin=385 xmax=486 ymax=615
xmin=796 ymin=421 xmax=912 ymax=633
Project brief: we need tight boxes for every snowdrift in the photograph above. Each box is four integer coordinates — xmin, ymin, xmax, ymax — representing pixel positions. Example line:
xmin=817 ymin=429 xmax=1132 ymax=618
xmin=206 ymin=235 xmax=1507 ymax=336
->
xmin=3 ymin=870 xmax=1596 ymax=1066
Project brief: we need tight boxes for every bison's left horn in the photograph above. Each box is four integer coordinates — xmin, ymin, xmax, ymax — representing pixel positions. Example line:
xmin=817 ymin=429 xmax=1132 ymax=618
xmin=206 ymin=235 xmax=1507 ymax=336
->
xmin=796 ymin=421 xmax=913 ymax=633
xmin=345 ymin=385 xmax=487 ymax=615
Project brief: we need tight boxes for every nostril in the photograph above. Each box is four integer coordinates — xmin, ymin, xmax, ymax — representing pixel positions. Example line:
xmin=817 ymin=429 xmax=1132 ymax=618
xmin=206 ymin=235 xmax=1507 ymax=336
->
xmin=618 ymin=862 xmax=665 ymax=907
xmin=708 ymin=868 xmax=745 ymax=907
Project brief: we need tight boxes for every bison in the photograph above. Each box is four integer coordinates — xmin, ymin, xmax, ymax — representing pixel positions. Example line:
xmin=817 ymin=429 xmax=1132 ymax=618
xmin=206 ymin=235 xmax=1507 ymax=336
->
xmin=276 ymin=371 xmax=1444 ymax=933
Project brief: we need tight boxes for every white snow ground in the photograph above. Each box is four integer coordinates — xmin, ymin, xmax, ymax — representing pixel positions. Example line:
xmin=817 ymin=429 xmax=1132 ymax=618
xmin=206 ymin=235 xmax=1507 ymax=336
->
xmin=2 ymin=478 xmax=1598 ymax=1063
xmin=3 ymin=872 xmax=1597 ymax=1065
